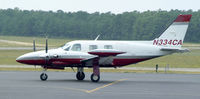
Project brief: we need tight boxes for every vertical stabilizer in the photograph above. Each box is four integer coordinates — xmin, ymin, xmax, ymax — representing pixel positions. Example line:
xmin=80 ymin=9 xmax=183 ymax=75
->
xmin=153 ymin=14 xmax=192 ymax=48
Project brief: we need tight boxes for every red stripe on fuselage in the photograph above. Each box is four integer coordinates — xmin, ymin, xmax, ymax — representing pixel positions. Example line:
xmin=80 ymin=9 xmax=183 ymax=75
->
xmin=112 ymin=58 xmax=150 ymax=66
xmin=17 ymin=58 xmax=83 ymax=65
xmin=17 ymin=59 xmax=46 ymax=65
xmin=17 ymin=58 xmax=152 ymax=67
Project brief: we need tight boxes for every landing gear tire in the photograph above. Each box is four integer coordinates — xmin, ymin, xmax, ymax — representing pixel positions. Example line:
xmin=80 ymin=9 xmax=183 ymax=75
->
xmin=76 ymin=72 xmax=85 ymax=80
xmin=40 ymin=73 xmax=48 ymax=81
xmin=91 ymin=73 xmax=100 ymax=82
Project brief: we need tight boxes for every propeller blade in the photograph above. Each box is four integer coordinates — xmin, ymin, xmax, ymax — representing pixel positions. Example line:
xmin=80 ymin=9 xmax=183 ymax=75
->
xmin=45 ymin=37 xmax=49 ymax=66
xmin=33 ymin=38 xmax=36 ymax=68
xmin=33 ymin=39 xmax=36 ymax=52
xmin=45 ymin=37 xmax=48 ymax=53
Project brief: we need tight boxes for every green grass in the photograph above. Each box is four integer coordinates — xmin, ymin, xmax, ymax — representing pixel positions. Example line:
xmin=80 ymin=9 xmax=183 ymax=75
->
xmin=128 ymin=49 xmax=200 ymax=68
xmin=0 ymin=35 xmax=200 ymax=47
xmin=182 ymin=42 xmax=200 ymax=47
xmin=0 ymin=50 xmax=31 ymax=65
xmin=0 ymin=36 xmax=72 ymax=47
xmin=0 ymin=42 xmax=21 ymax=47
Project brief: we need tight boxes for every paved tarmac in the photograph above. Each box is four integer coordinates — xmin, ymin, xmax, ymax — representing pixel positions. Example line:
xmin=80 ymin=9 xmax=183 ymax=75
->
xmin=1 ymin=65 xmax=200 ymax=72
xmin=0 ymin=71 xmax=200 ymax=99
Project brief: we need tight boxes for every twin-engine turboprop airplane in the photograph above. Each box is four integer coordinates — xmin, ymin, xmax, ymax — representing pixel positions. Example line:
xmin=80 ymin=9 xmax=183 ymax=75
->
xmin=16 ymin=14 xmax=192 ymax=82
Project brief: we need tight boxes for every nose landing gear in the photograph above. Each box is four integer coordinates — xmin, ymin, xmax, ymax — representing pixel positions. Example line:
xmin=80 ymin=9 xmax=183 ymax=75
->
xmin=76 ymin=67 xmax=85 ymax=80
xmin=40 ymin=73 xmax=48 ymax=81
xmin=76 ymin=72 xmax=85 ymax=80
xmin=40 ymin=67 xmax=48 ymax=81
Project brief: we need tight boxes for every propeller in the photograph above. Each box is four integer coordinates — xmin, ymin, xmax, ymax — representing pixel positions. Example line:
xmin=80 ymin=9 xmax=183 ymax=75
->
xmin=45 ymin=37 xmax=49 ymax=66
xmin=33 ymin=38 xmax=36 ymax=52
xmin=33 ymin=38 xmax=36 ymax=69
xmin=45 ymin=37 xmax=48 ymax=53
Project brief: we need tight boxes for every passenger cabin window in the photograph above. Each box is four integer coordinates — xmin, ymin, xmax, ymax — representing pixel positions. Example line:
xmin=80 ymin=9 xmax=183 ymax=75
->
xmin=89 ymin=45 xmax=97 ymax=50
xmin=104 ymin=45 xmax=113 ymax=49
xmin=71 ymin=44 xmax=81 ymax=51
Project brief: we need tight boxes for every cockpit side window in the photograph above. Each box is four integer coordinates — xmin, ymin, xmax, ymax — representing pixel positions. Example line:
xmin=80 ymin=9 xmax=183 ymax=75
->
xmin=64 ymin=46 xmax=71 ymax=51
xmin=71 ymin=44 xmax=81 ymax=51
xmin=61 ymin=44 xmax=71 ymax=51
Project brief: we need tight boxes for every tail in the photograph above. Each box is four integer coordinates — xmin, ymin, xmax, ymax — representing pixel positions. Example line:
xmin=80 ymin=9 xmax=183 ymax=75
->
xmin=153 ymin=14 xmax=192 ymax=48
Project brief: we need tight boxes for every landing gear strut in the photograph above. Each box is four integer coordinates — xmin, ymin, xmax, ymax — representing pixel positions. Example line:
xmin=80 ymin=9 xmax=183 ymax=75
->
xmin=40 ymin=67 xmax=48 ymax=81
xmin=91 ymin=58 xmax=100 ymax=82
xmin=76 ymin=67 xmax=85 ymax=80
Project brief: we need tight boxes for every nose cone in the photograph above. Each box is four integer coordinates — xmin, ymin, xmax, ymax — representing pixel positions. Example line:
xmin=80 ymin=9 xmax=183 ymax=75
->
xmin=16 ymin=56 xmax=22 ymax=63
xmin=16 ymin=54 xmax=28 ymax=64
xmin=16 ymin=51 xmax=46 ymax=65
xmin=16 ymin=52 xmax=38 ymax=65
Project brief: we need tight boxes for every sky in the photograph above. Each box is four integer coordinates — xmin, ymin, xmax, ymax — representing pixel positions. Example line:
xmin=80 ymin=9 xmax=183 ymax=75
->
xmin=0 ymin=0 xmax=199 ymax=14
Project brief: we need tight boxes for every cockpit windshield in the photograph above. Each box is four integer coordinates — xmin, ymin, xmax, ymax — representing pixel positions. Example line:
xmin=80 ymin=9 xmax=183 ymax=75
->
xmin=61 ymin=44 xmax=71 ymax=51
xmin=61 ymin=43 xmax=81 ymax=51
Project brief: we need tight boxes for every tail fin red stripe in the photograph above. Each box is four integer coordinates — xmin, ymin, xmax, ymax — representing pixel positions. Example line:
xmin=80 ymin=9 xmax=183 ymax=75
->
xmin=174 ymin=14 xmax=192 ymax=22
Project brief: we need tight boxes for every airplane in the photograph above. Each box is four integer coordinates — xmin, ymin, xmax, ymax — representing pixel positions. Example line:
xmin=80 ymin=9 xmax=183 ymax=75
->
xmin=16 ymin=14 xmax=192 ymax=82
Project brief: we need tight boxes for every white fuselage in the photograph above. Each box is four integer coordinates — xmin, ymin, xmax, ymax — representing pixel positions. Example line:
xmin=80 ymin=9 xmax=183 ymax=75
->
xmin=16 ymin=40 xmax=172 ymax=67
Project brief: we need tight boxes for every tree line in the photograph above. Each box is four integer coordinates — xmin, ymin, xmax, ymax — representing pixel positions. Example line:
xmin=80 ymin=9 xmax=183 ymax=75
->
xmin=0 ymin=8 xmax=200 ymax=42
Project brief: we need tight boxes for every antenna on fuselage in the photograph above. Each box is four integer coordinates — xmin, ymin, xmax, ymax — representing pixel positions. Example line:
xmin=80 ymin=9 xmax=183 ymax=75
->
xmin=94 ymin=34 xmax=100 ymax=41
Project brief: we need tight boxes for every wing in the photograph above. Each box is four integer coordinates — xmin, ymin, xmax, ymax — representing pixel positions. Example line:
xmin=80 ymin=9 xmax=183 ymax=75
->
xmin=88 ymin=49 xmax=125 ymax=56
xmin=82 ymin=49 xmax=125 ymax=66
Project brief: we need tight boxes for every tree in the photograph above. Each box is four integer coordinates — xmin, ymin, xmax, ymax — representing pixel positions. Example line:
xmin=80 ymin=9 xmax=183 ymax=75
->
xmin=0 ymin=9 xmax=199 ymax=42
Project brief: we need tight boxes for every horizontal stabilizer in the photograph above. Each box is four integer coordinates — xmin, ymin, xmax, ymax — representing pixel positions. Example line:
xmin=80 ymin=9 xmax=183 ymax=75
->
xmin=160 ymin=47 xmax=189 ymax=53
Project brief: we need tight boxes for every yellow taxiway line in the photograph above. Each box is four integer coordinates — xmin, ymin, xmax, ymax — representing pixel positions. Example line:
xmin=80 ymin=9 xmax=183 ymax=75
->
xmin=45 ymin=78 xmax=128 ymax=93
xmin=86 ymin=78 xmax=128 ymax=93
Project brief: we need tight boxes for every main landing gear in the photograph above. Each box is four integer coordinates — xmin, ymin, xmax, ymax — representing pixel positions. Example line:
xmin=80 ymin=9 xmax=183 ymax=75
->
xmin=75 ymin=67 xmax=100 ymax=82
xmin=76 ymin=65 xmax=100 ymax=82
xmin=91 ymin=73 xmax=100 ymax=82
xmin=76 ymin=58 xmax=100 ymax=82
xmin=90 ymin=64 xmax=100 ymax=82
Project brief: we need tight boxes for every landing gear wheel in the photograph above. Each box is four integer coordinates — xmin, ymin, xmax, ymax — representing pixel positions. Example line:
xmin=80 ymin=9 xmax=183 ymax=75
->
xmin=40 ymin=73 xmax=48 ymax=81
xmin=76 ymin=72 xmax=85 ymax=80
xmin=91 ymin=73 xmax=100 ymax=82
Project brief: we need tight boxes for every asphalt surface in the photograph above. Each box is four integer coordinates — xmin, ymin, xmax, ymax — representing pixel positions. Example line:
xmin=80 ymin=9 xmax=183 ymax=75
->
xmin=1 ymin=65 xmax=200 ymax=72
xmin=0 ymin=71 xmax=200 ymax=99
